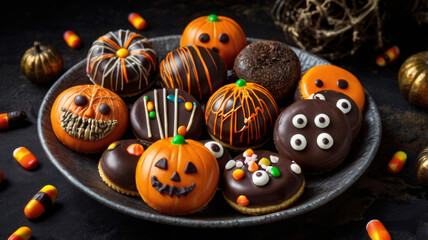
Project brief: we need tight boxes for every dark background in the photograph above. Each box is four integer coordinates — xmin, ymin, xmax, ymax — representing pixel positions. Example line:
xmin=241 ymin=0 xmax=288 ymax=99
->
xmin=1 ymin=0 xmax=427 ymax=239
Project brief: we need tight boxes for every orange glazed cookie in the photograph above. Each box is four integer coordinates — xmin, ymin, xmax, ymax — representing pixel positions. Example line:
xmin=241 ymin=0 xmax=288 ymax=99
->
xmin=295 ymin=65 xmax=365 ymax=110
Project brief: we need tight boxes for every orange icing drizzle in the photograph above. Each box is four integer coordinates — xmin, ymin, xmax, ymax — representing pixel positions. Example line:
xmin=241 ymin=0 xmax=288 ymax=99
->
xmin=205 ymin=82 xmax=278 ymax=146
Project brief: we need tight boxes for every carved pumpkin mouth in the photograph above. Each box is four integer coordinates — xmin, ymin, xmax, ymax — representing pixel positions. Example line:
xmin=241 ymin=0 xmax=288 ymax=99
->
xmin=60 ymin=107 xmax=118 ymax=141
xmin=151 ymin=176 xmax=195 ymax=197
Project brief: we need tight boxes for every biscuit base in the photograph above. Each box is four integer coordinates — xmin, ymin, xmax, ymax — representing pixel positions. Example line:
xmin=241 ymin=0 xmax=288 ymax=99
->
xmin=223 ymin=178 xmax=305 ymax=215
xmin=98 ymin=161 xmax=140 ymax=197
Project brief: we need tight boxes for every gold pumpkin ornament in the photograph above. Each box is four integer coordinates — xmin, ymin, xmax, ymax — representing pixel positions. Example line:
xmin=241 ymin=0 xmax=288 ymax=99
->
xmin=415 ymin=146 xmax=428 ymax=186
xmin=21 ymin=41 xmax=63 ymax=84
xmin=398 ymin=51 xmax=428 ymax=108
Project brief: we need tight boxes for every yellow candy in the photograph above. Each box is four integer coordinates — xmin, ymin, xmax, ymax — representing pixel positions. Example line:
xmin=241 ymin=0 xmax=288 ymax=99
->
xmin=185 ymin=102 xmax=193 ymax=111
xmin=258 ymin=157 xmax=270 ymax=166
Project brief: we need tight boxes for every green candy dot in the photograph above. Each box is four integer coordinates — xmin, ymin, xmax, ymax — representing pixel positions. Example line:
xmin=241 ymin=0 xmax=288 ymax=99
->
xmin=149 ymin=111 xmax=156 ymax=119
xmin=270 ymin=167 xmax=280 ymax=177
xmin=235 ymin=79 xmax=246 ymax=87
xmin=144 ymin=95 xmax=149 ymax=100
xmin=207 ymin=14 xmax=219 ymax=22
xmin=172 ymin=134 xmax=187 ymax=145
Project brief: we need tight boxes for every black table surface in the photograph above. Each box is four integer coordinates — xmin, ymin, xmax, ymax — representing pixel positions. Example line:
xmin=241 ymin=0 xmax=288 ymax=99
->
xmin=1 ymin=1 xmax=427 ymax=239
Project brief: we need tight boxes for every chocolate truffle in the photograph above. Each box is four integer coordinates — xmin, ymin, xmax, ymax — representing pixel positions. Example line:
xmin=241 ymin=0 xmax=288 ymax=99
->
xmin=233 ymin=41 xmax=301 ymax=104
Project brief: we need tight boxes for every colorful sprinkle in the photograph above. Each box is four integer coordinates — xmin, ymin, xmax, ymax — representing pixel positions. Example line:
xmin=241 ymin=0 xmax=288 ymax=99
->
xmin=270 ymin=155 xmax=279 ymax=163
xmin=128 ymin=12 xmax=147 ymax=30
xmin=225 ymin=160 xmax=236 ymax=170
xmin=236 ymin=195 xmax=249 ymax=206
xmin=167 ymin=94 xmax=183 ymax=102
xmin=387 ymin=151 xmax=407 ymax=174
xmin=149 ymin=111 xmax=156 ymax=119
xmin=126 ymin=144 xmax=144 ymax=156
xmin=177 ymin=125 xmax=187 ymax=136
xmin=63 ymin=30 xmax=82 ymax=49
xmin=184 ymin=102 xmax=193 ymax=111
xmin=144 ymin=95 xmax=149 ymax=100
xmin=291 ymin=162 xmax=302 ymax=174
xmin=270 ymin=166 xmax=281 ymax=177
xmin=366 ymin=219 xmax=391 ymax=240
xmin=236 ymin=161 xmax=244 ymax=168
xmin=147 ymin=101 xmax=154 ymax=112
xmin=248 ymin=161 xmax=259 ymax=172
xmin=232 ymin=169 xmax=245 ymax=180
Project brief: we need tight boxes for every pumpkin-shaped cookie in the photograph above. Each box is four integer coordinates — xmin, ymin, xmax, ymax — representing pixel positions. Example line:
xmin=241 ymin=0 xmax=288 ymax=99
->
xmin=86 ymin=29 xmax=157 ymax=97
xmin=50 ymin=84 xmax=128 ymax=153
xmin=205 ymin=79 xmax=278 ymax=150
xmin=135 ymin=135 xmax=219 ymax=215
xmin=180 ymin=14 xmax=247 ymax=70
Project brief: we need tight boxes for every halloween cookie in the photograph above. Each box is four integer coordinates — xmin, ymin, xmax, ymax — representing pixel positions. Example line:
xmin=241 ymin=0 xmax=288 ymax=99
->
xmin=98 ymin=139 xmax=149 ymax=196
xmin=130 ymin=88 xmax=204 ymax=143
xmin=159 ymin=44 xmax=227 ymax=103
xmin=86 ymin=29 xmax=157 ymax=97
xmin=205 ymin=79 xmax=278 ymax=151
xmin=273 ymin=99 xmax=352 ymax=173
xmin=309 ymin=90 xmax=362 ymax=141
xmin=50 ymin=84 xmax=128 ymax=153
xmin=233 ymin=41 xmax=301 ymax=104
xmin=222 ymin=149 xmax=305 ymax=215
xmin=295 ymin=64 xmax=365 ymax=110
xmin=135 ymin=135 xmax=220 ymax=215
xmin=199 ymin=139 xmax=232 ymax=176
xmin=180 ymin=14 xmax=247 ymax=69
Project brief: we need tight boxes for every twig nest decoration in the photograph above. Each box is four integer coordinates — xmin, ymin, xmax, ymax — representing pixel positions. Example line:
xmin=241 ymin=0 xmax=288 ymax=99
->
xmin=415 ymin=146 xmax=428 ymax=186
xmin=398 ymin=51 xmax=428 ymax=108
xmin=21 ymin=41 xmax=63 ymax=84
xmin=271 ymin=0 xmax=384 ymax=59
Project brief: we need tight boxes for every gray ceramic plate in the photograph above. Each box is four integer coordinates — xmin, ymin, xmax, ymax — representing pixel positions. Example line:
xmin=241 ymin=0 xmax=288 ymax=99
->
xmin=37 ymin=35 xmax=381 ymax=228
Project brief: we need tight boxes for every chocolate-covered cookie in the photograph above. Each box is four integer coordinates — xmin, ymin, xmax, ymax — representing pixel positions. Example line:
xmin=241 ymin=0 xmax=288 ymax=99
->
xmin=222 ymin=149 xmax=305 ymax=215
xmin=98 ymin=139 xmax=149 ymax=196
xmin=233 ymin=41 xmax=301 ymax=104
xmin=273 ymin=99 xmax=352 ymax=173
xmin=309 ymin=90 xmax=362 ymax=141
xmin=130 ymin=88 xmax=204 ymax=143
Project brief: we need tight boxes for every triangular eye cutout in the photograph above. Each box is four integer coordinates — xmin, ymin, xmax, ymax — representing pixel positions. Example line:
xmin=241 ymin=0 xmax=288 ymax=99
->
xmin=155 ymin=158 xmax=168 ymax=170
xmin=184 ymin=162 xmax=197 ymax=174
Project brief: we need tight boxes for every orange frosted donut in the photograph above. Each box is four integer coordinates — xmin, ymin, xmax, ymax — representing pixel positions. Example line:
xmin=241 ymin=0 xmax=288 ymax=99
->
xmin=296 ymin=65 xmax=365 ymax=110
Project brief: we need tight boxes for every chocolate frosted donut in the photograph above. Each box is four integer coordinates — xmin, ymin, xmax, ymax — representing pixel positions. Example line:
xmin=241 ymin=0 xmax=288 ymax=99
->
xmin=98 ymin=139 xmax=150 ymax=196
xmin=309 ymin=90 xmax=362 ymax=141
xmin=233 ymin=41 xmax=301 ymax=104
xmin=130 ymin=88 xmax=204 ymax=143
xmin=222 ymin=149 xmax=305 ymax=215
xmin=159 ymin=45 xmax=227 ymax=103
xmin=273 ymin=99 xmax=352 ymax=173
xmin=86 ymin=29 xmax=157 ymax=97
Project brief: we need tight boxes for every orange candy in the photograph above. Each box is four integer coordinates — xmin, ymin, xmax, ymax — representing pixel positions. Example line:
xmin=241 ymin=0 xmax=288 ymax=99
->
xmin=248 ymin=161 xmax=259 ymax=172
xmin=126 ymin=143 xmax=144 ymax=156
xmin=177 ymin=125 xmax=187 ymax=137
xmin=63 ymin=30 xmax=82 ymax=49
xmin=236 ymin=195 xmax=249 ymax=206
xmin=8 ymin=226 xmax=32 ymax=240
xmin=387 ymin=151 xmax=407 ymax=174
xmin=13 ymin=147 xmax=38 ymax=169
xmin=376 ymin=46 xmax=400 ymax=67
xmin=232 ymin=169 xmax=245 ymax=180
xmin=366 ymin=219 xmax=391 ymax=240
xmin=128 ymin=12 xmax=147 ymax=30
xmin=24 ymin=185 xmax=58 ymax=219
xmin=243 ymin=148 xmax=254 ymax=157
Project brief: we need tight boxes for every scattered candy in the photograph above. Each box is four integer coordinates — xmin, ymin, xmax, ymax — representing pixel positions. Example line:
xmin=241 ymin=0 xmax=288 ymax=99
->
xmin=232 ymin=169 xmax=245 ymax=180
xmin=24 ymin=185 xmax=58 ymax=219
xmin=387 ymin=151 xmax=407 ymax=174
xmin=258 ymin=157 xmax=270 ymax=166
xmin=13 ymin=147 xmax=38 ymax=169
xmin=128 ymin=12 xmax=147 ymax=30
xmin=0 ymin=111 xmax=28 ymax=130
xmin=149 ymin=111 xmax=156 ymax=119
xmin=167 ymin=94 xmax=183 ymax=102
xmin=366 ymin=219 xmax=391 ymax=240
xmin=236 ymin=195 xmax=249 ymax=206
xmin=177 ymin=125 xmax=187 ymax=136
xmin=147 ymin=101 xmax=154 ymax=112
xmin=243 ymin=149 xmax=254 ymax=157
xmin=225 ymin=160 xmax=236 ymax=170
xmin=235 ymin=161 xmax=243 ymax=168
xmin=270 ymin=166 xmax=281 ymax=177
xmin=184 ymin=102 xmax=193 ymax=111
xmin=8 ymin=226 xmax=32 ymax=240
xmin=291 ymin=162 xmax=302 ymax=174
xmin=270 ymin=155 xmax=279 ymax=163
xmin=63 ymin=30 xmax=82 ymax=49
xmin=376 ymin=46 xmax=399 ymax=67
xmin=248 ymin=161 xmax=259 ymax=172
xmin=126 ymin=144 xmax=144 ymax=156
xmin=0 ymin=170 xmax=3 ymax=184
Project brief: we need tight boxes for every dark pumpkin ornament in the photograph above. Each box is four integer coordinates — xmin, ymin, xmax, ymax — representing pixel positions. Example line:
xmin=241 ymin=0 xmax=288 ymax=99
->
xmin=21 ymin=41 xmax=63 ymax=84
xmin=415 ymin=146 xmax=428 ymax=186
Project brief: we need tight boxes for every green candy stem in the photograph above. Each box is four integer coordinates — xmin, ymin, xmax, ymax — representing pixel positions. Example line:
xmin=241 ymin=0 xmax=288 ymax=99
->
xmin=207 ymin=14 xmax=219 ymax=22
xmin=172 ymin=134 xmax=187 ymax=145
xmin=235 ymin=79 xmax=246 ymax=87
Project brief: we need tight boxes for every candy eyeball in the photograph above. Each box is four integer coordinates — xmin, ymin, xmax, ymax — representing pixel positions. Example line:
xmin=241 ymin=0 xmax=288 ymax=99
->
xmin=317 ymin=133 xmax=334 ymax=149
xmin=311 ymin=93 xmax=326 ymax=100
xmin=292 ymin=114 xmax=307 ymax=128
xmin=204 ymin=141 xmax=224 ymax=158
xmin=252 ymin=170 xmax=269 ymax=186
xmin=336 ymin=98 xmax=352 ymax=114
xmin=290 ymin=134 xmax=307 ymax=151
xmin=314 ymin=114 xmax=330 ymax=128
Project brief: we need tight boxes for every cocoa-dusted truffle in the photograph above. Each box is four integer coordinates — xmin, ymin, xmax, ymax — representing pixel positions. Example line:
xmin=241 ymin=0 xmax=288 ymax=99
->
xmin=233 ymin=41 xmax=301 ymax=104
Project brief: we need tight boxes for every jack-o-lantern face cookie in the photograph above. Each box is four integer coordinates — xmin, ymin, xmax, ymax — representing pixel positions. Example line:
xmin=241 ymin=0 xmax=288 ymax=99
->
xmin=50 ymin=84 xmax=129 ymax=153
xmin=222 ymin=149 xmax=305 ymax=215
xmin=295 ymin=65 xmax=365 ymax=110
xmin=309 ymin=90 xmax=362 ymax=141
xmin=273 ymin=100 xmax=352 ymax=173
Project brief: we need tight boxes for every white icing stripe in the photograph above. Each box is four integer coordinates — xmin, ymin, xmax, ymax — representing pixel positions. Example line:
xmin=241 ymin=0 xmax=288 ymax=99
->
xmin=163 ymin=88 xmax=168 ymax=138
xmin=186 ymin=102 xmax=196 ymax=132
xmin=143 ymin=96 xmax=152 ymax=138
xmin=174 ymin=88 xmax=178 ymax=136
xmin=154 ymin=89 xmax=165 ymax=139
